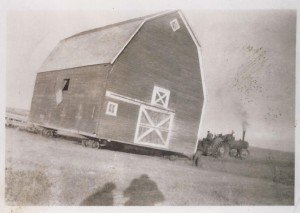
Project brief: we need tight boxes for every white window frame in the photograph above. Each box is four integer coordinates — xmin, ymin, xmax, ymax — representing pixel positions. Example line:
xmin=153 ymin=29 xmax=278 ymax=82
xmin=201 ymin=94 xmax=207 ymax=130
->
xmin=170 ymin=19 xmax=180 ymax=32
xmin=151 ymin=86 xmax=170 ymax=108
xmin=106 ymin=101 xmax=118 ymax=116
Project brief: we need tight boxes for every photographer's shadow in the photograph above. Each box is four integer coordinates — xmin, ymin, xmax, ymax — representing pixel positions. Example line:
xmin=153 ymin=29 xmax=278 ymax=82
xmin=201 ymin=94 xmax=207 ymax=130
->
xmin=123 ymin=174 xmax=165 ymax=206
xmin=81 ymin=182 xmax=116 ymax=206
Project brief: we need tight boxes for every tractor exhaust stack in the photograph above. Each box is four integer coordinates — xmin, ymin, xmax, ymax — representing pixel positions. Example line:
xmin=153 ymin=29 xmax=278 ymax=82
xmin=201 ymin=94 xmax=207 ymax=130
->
xmin=242 ymin=130 xmax=246 ymax=141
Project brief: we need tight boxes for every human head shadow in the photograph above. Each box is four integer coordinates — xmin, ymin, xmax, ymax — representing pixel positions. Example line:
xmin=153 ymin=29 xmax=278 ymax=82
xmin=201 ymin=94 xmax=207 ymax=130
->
xmin=80 ymin=182 xmax=116 ymax=206
xmin=123 ymin=174 xmax=165 ymax=206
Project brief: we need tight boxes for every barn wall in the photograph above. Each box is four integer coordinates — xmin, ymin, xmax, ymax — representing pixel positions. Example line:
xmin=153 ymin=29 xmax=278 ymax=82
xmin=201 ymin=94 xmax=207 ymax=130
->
xmin=97 ymin=97 xmax=140 ymax=143
xmin=29 ymin=64 xmax=111 ymax=134
xmin=97 ymin=12 xmax=204 ymax=155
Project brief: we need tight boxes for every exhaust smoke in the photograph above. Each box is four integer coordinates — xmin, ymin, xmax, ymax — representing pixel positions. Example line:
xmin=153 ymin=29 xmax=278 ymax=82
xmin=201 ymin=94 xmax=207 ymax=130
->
xmin=242 ymin=130 xmax=246 ymax=141
xmin=234 ymin=101 xmax=249 ymax=132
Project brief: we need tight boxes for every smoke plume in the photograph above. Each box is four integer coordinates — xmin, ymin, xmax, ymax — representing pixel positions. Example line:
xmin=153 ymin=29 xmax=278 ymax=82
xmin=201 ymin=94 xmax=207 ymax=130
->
xmin=234 ymin=101 xmax=249 ymax=131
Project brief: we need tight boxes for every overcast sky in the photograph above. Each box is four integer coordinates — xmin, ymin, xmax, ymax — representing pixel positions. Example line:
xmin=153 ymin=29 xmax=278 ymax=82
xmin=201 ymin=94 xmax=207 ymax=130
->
xmin=6 ymin=10 xmax=296 ymax=152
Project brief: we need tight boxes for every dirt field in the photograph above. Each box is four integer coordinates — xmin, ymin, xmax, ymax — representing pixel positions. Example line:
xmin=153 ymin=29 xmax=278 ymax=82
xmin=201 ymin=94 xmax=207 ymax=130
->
xmin=5 ymin=127 xmax=294 ymax=205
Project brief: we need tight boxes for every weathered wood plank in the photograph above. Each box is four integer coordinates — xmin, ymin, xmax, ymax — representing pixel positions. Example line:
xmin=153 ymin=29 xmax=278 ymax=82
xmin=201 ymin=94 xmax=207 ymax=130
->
xmin=29 ymin=64 xmax=111 ymax=134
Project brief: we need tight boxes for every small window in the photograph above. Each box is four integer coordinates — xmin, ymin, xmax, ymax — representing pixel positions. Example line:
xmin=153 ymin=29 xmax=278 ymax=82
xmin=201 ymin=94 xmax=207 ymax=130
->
xmin=62 ymin=79 xmax=70 ymax=91
xmin=106 ymin=101 xmax=118 ymax=116
xmin=151 ymin=86 xmax=170 ymax=108
xmin=170 ymin=19 xmax=180 ymax=32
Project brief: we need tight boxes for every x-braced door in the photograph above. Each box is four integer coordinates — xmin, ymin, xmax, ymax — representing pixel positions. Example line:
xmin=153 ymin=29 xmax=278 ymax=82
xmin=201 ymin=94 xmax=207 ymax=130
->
xmin=134 ymin=105 xmax=174 ymax=148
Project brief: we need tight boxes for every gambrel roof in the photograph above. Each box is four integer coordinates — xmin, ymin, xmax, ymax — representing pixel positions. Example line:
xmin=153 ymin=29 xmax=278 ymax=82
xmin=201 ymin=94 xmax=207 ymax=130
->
xmin=39 ymin=10 xmax=200 ymax=72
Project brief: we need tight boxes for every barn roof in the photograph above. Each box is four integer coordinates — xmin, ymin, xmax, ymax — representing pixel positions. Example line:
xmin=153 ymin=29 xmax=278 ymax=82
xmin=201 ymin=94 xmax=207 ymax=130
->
xmin=39 ymin=10 xmax=199 ymax=72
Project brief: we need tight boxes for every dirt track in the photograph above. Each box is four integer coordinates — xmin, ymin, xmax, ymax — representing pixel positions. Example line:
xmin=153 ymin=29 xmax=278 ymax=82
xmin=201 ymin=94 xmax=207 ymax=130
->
xmin=5 ymin=127 xmax=294 ymax=205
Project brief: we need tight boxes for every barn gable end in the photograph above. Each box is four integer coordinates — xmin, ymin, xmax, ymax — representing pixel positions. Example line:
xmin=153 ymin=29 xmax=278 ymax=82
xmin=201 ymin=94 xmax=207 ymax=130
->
xmin=97 ymin=11 xmax=204 ymax=155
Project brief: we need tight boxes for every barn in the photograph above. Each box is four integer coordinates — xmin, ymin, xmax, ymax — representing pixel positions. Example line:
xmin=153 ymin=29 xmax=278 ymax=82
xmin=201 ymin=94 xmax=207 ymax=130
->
xmin=29 ymin=10 xmax=205 ymax=156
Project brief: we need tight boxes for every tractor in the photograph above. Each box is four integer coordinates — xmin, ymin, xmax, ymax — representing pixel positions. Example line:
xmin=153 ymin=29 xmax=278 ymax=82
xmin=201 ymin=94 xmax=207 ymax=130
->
xmin=194 ymin=130 xmax=250 ymax=164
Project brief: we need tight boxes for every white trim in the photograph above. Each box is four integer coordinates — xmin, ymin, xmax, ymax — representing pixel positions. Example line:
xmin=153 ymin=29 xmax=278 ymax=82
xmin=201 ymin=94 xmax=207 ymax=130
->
xmin=194 ymin=46 xmax=207 ymax=153
xmin=134 ymin=105 xmax=174 ymax=149
xmin=137 ymin=108 xmax=170 ymax=144
xmin=178 ymin=11 xmax=201 ymax=48
xmin=110 ymin=21 xmax=145 ymax=64
xmin=170 ymin=19 xmax=180 ymax=31
xmin=110 ymin=10 xmax=176 ymax=64
xmin=178 ymin=11 xmax=206 ymax=154
xmin=106 ymin=91 xmax=143 ymax=106
xmin=151 ymin=86 xmax=170 ymax=108
xmin=133 ymin=105 xmax=143 ymax=147
xmin=105 ymin=90 xmax=175 ymax=114
xmin=106 ymin=101 xmax=118 ymax=116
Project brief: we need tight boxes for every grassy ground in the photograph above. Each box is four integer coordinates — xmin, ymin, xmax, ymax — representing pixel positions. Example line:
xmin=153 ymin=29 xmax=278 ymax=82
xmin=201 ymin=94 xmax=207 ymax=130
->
xmin=5 ymin=127 xmax=294 ymax=205
xmin=198 ymin=147 xmax=294 ymax=186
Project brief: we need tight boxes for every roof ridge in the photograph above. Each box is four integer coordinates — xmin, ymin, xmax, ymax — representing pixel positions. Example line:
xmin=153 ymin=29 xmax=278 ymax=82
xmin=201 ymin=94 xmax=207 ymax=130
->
xmin=64 ymin=10 xmax=178 ymax=41
xmin=39 ymin=10 xmax=182 ymax=72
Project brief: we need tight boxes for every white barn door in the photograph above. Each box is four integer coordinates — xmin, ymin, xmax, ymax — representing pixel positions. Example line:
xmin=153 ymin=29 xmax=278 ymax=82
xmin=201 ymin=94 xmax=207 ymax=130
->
xmin=134 ymin=105 xmax=174 ymax=148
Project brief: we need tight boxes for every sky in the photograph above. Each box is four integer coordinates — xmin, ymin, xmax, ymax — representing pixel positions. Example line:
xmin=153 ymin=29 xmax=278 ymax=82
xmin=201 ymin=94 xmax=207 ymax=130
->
xmin=6 ymin=10 xmax=296 ymax=152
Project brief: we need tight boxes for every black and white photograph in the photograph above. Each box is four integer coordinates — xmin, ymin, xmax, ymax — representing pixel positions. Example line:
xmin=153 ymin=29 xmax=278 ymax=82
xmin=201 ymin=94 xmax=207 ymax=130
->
xmin=1 ymin=0 xmax=298 ymax=211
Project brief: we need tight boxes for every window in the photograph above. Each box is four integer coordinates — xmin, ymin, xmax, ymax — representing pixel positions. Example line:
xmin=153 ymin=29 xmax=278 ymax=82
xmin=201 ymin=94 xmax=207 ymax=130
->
xmin=106 ymin=101 xmax=118 ymax=116
xmin=62 ymin=79 xmax=70 ymax=91
xmin=151 ymin=86 xmax=170 ymax=108
xmin=170 ymin=19 xmax=180 ymax=32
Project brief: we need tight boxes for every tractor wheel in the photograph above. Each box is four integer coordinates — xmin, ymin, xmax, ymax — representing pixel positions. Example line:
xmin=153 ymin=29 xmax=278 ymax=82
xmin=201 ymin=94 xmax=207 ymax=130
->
xmin=229 ymin=149 xmax=238 ymax=158
xmin=239 ymin=149 xmax=250 ymax=160
xmin=213 ymin=142 xmax=229 ymax=158
xmin=203 ymin=142 xmax=214 ymax=156
xmin=197 ymin=140 xmax=205 ymax=152
xmin=92 ymin=141 xmax=100 ymax=149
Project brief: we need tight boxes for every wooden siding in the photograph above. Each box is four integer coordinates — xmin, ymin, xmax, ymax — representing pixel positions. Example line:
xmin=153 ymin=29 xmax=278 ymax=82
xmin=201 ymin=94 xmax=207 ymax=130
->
xmin=97 ymin=97 xmax=140 ymax=142
xmin=97 ymin=12 xmax=204 ymax=155
xmin=29 ymin=64 xmax=111 ymax=134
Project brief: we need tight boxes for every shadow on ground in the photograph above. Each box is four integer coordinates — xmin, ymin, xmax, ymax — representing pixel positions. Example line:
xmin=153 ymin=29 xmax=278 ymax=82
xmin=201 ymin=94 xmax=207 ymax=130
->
xmin=80 ymin=182 xmax=116 ymax=206
xmin=123 ymin=174 xmax=165 ymax=206
xmin=80 ymin=174 xmax=164 ymax=206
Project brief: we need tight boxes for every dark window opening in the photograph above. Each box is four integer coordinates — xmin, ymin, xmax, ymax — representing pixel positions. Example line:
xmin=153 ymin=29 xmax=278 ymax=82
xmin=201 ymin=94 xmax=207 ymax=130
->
xmin=63 ymin=79 xmax=70 ymax=91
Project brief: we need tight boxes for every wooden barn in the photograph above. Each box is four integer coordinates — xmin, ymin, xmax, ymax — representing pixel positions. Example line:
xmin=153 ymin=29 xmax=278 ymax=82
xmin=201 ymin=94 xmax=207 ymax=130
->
xmin=29 ymin=10 xmax=205 ymax=156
